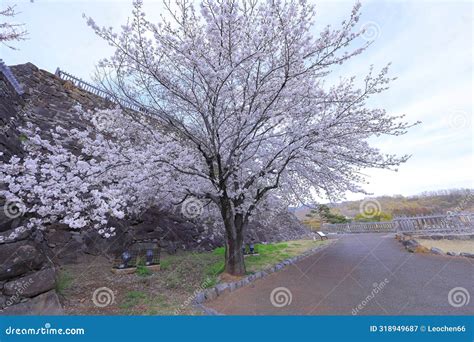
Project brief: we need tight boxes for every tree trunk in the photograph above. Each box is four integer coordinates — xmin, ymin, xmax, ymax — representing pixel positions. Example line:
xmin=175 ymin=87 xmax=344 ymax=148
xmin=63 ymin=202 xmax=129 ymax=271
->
xmin=220 ymin=198 xmax=246 ymax=276
xmin=224 ymin=230 xmax=246 ymax=275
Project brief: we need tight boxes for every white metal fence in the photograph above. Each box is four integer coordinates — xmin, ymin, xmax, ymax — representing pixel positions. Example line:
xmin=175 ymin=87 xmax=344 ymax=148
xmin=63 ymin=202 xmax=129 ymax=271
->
xmin=55 ymin=67 xmax=143 ymax=112
xmin=322 ymin=212 xmax=474 ymax=234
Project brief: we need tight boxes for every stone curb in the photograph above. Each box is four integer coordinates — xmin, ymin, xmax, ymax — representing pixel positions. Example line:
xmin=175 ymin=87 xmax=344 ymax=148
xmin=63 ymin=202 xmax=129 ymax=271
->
xmin=192 ymin=241 xmax=333 ymax=315
xmin=425 ymin=248 xmax=474 ymax=258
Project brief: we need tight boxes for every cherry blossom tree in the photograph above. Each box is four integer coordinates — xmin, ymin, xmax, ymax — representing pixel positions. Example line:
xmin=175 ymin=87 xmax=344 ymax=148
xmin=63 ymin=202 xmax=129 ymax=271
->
xmin=1 ymin=0 xmax=415 ymax=275
xmin=0 ymin=5 xmax=27 ymax=49
xmin=83 ymin=0 xmax=414 ymax=274
xmin=1 ymin=106 xmax=194 ymax=240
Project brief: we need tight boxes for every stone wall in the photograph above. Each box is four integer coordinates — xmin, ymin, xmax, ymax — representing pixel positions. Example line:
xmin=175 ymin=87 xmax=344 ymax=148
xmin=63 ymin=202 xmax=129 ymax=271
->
xmin=0 ymin=62 xmax=311 ymax=314
xmin=0 ymin=65 xmax=63 ymax=315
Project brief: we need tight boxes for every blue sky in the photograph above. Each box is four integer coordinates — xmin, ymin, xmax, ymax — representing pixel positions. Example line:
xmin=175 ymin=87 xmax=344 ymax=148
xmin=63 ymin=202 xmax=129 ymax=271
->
xmin=1 ymin=0 xmax=473 ymax=200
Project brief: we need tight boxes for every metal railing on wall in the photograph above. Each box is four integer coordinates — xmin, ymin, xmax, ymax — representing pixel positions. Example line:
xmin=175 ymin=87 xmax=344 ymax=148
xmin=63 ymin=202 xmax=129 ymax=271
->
xmin=322 ymin=212 xmax=474 ymax=234
xmin=54 ymin=67 xmax=143 ymax=113
xmin=322 ymin=221 xmax=397 ymax=233
xmin=393 ymin=212 xmax=474 ymax=233
xmin=0 ymin=59 xmax=24 ymax=95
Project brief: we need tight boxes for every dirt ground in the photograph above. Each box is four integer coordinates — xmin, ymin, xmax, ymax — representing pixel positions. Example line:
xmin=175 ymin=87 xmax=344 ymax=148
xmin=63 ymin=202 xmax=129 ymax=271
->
xmin=58 ymin=239 xmax=330 ymax=315
xmin=59 ymin=251 xmax=221 ymax=315
xmin=416 ymin=239 xmax=474 ymax=254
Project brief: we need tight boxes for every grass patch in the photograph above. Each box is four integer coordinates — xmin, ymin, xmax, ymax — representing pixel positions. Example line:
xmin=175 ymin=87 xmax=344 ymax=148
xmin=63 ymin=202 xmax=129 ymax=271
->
xmin=212 ymin=247 xmax=225 ymax=256
xmin=136 ymin=265 xmax=152 ymax=277
xmin=244 ymin=239 xmax=331 ymax=273
xmin=199 ymin=239 xmax=332 ymax=277
xmin=55 ymin=270 xmax=73 ymax=295
xmin=205 ymin=259 xmax=225 ymax=277
xmin=154 ymin=294 xmax=169 ymax=306
xmin=119 ymin=290 xmax=147 ymax=310
xmin=159 ymin=259 xmax=172 ymax=270
xmin=119 ymin=290 xmax=176 ymax=314
xmin=153 ymin=250 xmax=225 ymax=292
xmin=202 ymin=276 xmax=218 ymax=288
xmin=63 ymin=238 xmax=332 ymax=315
xmin=164 ymin=273 xmax=181 ymax=289
xmin=207 ymin=239 xmax=332 ymax=276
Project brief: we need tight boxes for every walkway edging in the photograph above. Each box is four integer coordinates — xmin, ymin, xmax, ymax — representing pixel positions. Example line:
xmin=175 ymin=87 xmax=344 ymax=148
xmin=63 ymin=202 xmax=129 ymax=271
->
xmin=192 ymin=240 xmax=334 ymax=315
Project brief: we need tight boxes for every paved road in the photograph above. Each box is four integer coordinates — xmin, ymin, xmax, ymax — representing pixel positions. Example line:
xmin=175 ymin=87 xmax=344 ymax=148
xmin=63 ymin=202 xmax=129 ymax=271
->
xmin=207 ymin=233 xmax=474 ymax=315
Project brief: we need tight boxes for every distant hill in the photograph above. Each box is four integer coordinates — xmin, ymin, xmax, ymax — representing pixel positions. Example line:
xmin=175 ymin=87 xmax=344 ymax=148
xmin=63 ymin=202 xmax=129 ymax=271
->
xmin=292 ymin=189 xmax=474 ymax=221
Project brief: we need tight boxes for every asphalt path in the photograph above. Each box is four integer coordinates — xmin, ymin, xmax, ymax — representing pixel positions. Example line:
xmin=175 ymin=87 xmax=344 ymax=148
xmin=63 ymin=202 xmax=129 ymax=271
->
xmin=207 ymin=233 xmax=474 ymax=315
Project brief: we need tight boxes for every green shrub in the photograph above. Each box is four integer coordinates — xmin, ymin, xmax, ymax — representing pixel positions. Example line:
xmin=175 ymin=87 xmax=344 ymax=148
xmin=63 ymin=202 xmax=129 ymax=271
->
xmin=136 ymin=265 xmax=152 ymax=277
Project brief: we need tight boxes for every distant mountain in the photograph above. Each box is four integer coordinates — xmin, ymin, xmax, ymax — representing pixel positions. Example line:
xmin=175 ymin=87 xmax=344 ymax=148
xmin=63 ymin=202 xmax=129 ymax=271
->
xmin=291 ymin=189 xmax=474 ymax=221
